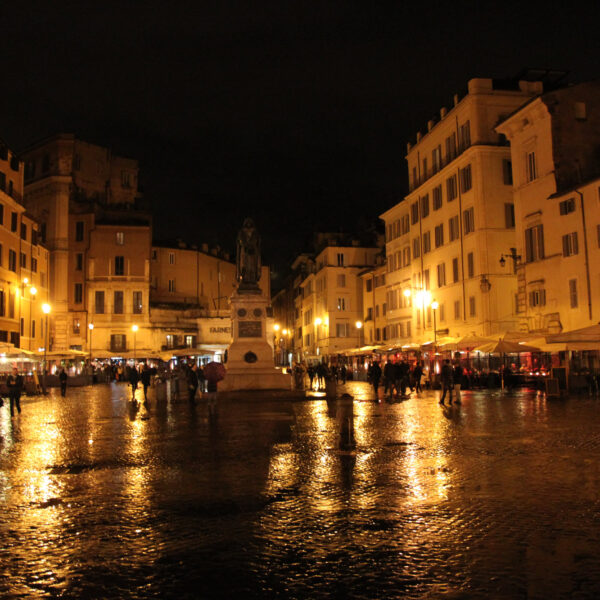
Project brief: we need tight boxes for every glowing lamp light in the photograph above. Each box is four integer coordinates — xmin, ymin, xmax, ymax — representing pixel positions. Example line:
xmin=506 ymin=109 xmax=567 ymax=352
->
xmin=273 ymin=323 xmax=280 ymax=331
xmin=42 ymin=303 xmax=51 ymax=314
xmin=131 ymin=324 xmax=139 ymax=332
xmin=30 ymin=287 xmax=37 ymax=296
xmin=23 ymin=278 xmax=29 ymax=285
xmin=282 ymin=329 xmax=288 ymax=335
xmin=314 ymin=318 xmax=322 ymax=326
xmin=355 ymin=321 xmax=363 ymax=329
xmin=415 ymin=290 xmax=432 ymax=307
xmin=431 ymin=300 xmax=439 ymax=310
xmin=89 ymin=323 xmax=94 ymax=330
xmin=403 ymin=289 xmax=412 ymax=297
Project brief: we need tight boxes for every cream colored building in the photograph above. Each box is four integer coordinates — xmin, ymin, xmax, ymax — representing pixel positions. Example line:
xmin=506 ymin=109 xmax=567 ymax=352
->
xmin=293 ymin=236 xmax=379 ymax=362
xmin=496 ymin=80 xmax=600 ymax=335
xmin=381 ymin=78 xmax=543 ymax=346
xmin=358 ymin=262 xmax=387 ymax=347
xmin=0 ymin=139 xmax=50 ymax=355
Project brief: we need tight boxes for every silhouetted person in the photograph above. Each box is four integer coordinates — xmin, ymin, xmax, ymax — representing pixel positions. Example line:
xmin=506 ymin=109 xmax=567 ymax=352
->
xmin=187 ymin=364 xmax=199 ymax=403
xmin=59 ymin=368 xmax=68 ymax=397
xmin=440 ymin=359 xmax=454 ymax=405
xmin=367 ymin=361 xmax=382 ymax=398
xmin=141 ymin=364 xmax=151 ymax=402
xmin=128 ymin=365 xmax=140 ymax=401
xmin=6 ymin=367 xmax=24 ymax=416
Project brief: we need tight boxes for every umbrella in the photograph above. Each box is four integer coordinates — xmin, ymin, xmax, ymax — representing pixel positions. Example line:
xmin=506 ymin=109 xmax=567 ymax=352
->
xmin=203 ymin=361 xmax=226 ymax=383
xmin=452 ymin=335 xmax=493 ymax=351
xmin=473 ymin=339 xmax=541 ymax=354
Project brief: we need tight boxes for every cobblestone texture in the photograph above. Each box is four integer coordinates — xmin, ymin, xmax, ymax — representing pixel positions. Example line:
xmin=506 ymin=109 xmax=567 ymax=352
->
xmin=1 ymin=382 xmax=600 ymax=598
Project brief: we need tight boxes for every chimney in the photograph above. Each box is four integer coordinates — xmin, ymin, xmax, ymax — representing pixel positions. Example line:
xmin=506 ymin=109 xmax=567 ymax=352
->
xmin=453 ymin=94 xmax=459 ymax=106
xmin=440 ymin=107 xmax=447 ymax=119
xmin=201 ymin=243 xmax=209 ymax=252
xmin=416 ymin=131 xmax=422 ymax=142
xmin=406 ymin=142 xmax=412 ymax=152
xmin=427 ymin=119 xmax=434 ymax=132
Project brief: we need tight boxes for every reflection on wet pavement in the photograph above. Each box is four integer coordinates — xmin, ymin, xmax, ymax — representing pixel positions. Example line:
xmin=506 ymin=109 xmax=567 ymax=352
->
xmin=2 ymin=381 xmax=600 ymax=598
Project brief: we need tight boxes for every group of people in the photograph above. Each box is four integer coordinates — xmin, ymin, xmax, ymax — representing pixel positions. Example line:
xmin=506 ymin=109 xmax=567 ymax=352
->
xmin=292 ymin=362 xmax=350 ymax=391
xmin=126 ymin=360 xmax=225 ymax=403
xmin=367 ymin=360 xmax=426 ymax=399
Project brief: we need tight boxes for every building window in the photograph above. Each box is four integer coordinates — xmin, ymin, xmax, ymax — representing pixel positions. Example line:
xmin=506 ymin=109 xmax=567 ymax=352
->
xmin=168 ymin=279 xmax=176 ymax=293
xmin=459 ymin=120 xmax=471 ymax=150
xmin=20 ymin=317 xmax=24 ymax=336
xmin=110 ymin=334 xmax=127 ymax=352
xmin=185 ymin=335 xmax=196 ymax=347
xmin=529 ymin=289 xmax=546 ymax=307
xmin=20 ymin=252 xmax=27 ymax=268
xmin=11 ymin=212 xmax=17 ymax=232
xmin=446 ymin=175 xmax=458 ymax=201
xmin=95 ymin=291 xmax=105 ymax=314
xmin=337 ymin=253 xmax=345 ymax=266
xmin=113 ymin=291 xmax=124 ymax=314
xmin=151 ymin=249 xmax=157 ymax=260
xmin=574 ymin=102 xmax=587 ymax=120
xmin=562 ymin=232 xmax=579 ymax=257
xmin=8 ymin=249 xmax=16 ymax=272
xmin=452 ymin=257 xmax=459 ymax=283
xmin=526 ymin=151 xmax=537 ymax=182
xmin=467 ymin=252 xmax=474 ymax=278
xmin=0 ymin=243 xmax=3 ymax=267
xmin=304 ymin=333 xmax=311 ymax=347
xmin=0 ymin=203 xmax=3 ymax=225
xmin=9 ymin=291 xmax=14 ymax=318
xmin=459 ymin=164 xmax=472 ymax=193
xmin=169 ymin=252 xmax=175 ymax=265
xmin=116 ymin=232 xmax=124 ymax=245
xmin=437 ymin=263 xmax=446 ymax=287
xmin=505 ymin=204 xmax=515 ymax=228
xmin=424 ymin=269 xmax=430 ymax=290
xmin=76 ymin=253 xmax=83 ymax=271
xmin=525 ymin=225 xmax=545 ymax=262
xmin=74 ymin=283 xmax=83 ymax=304
xmin=402 ymin=247 xmax=411 ymax=267
xmin=20 ymin=223 xmax=27 ymax=240
xmin=569 ymin=279 xmax=578 ymax=308
xmin=449 ymin=215 xmax=459 ymax=241
xmin=133 ymin=291 xmax=143 ymax=314
xmin=31 ymin=229 xmax=38 ymax=246
xmin=75 ymin=221 xmax=84 ymax=241
xmin=469 ymin=296 xmax=476 ymax=317
xmin=337 ymin=274 xmax=346 ymax=287
xmin=432 ymin=146 xmax=442 ymax=173
xmin=32 ymin=320 xmax=35 ymax=338
xmin=411 ymin=202 xmax=419 ymax=225
xmin=559 ymin=198 xmax=575 ymax=215
xmin=114 ymin=256 xmax=125 ymax=275
xmin=336 ymin=322 xmax=350 ymax=337
xmin=31 ymin=257 xmax=38 ymax=272
xmin=422 ymin=231 xmax=431 ymax=254
xmin=121 ymin=171 xmax=131 ymax=188
xmin=412 ymin=237 xmax=420 ymax=259
xmin=420 ymin=194 xmax=430 ymax=219
xmin=0 ymin=290 xmax=4 ymax=316
xmin=365 ymin=279 xmax=372 ymax=292
xmin=73 ymin=319 xmax=80 ymax=335
xmin=463 ymin=207 xmax=474 ymax=235
xmin=434 ymin=224 xmax=444 ymax=248
xmin=433 ymin=185 xmax=442 ymax=210
xmin=337 ymin=297 xmax=346 ymax=311
xmin=445 ymin=133 xmax=457 ymax=161
xmin=502 ymin=159 xmax=513 ymax=185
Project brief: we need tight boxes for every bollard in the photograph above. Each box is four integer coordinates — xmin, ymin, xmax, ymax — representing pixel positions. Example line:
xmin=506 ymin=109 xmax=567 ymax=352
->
xmin=325 ymin=376 xmax=337 ymax=398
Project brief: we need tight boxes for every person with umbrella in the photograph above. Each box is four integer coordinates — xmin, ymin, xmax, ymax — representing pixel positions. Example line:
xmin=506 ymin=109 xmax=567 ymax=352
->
xmin=204 ymin=360 xmax=226 ymax=402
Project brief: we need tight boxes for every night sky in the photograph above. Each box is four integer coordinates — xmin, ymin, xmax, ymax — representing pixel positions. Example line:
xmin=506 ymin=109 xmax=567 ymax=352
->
xmin=1 ymin=2 xmax=599 ymax=285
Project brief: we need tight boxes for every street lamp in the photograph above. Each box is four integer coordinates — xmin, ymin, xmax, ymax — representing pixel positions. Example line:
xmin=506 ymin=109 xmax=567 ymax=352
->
xmin=88 ymin=323 xmax=94 ymax=362
xmin=499 ymin=247 xmax=521 ymax=273
xmin=131 ymin=324 xmax=138 ymax=363
xmin=29 ymin=286 xmax=37 ymax=350
xmin=42 ymin=303 xmax=51 ymax=394
xmin=355 ymin=320 xmax=363 ymax=347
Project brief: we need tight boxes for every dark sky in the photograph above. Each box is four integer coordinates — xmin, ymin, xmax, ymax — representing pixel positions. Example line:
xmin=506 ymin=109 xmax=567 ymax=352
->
xmin=1 ymin=1 xmax=599 ymax=284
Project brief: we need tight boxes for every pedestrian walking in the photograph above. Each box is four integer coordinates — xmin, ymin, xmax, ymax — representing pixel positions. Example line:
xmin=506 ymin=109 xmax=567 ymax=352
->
xmin=453 ymin=362 xmax=463 ymax=403
xmin=59 ymin=368 xmax=68 ymax=397
xmin=440 ymin=359 xmax=454 ymax=405
xmin=187 ymin=364 xmax=199 ymax=403
xmin=6 ymin=367 xmax=24 ymax=417
xmin=340 ymin=364 xmax=347 ymax=384
xmin=383 ymin=360 xmax=395 ymax=398
xmin=316 ymin=363 xmax=328 ymax=390
xmin=413 ymin=362 xmax=424 ymax=393
xmin=204 ymin=360 xmax=226 ymax=404
xmin=395 ymin=360 xmax=410 ymax=397
xmin=128 ymin=365 xmax=140 ymax=401
xmin=141 ymin=364 xmax=151 ymax=403
xmin=367 ymin=361 xmax=382 ymax=398
xmin=307 ymin=365 xmax=316 ymax=390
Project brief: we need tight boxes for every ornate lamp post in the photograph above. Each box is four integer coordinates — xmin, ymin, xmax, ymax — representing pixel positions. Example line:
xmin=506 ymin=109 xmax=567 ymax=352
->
xmin=131 ymin=324 xmax=138 ymax=363
xmin=42 ymin=302 xmax=51 ymax=394
xmin=88 ymin=323 xmax=94 ymax=363
xmin=29 ymin=286 xmax=37 ymax=350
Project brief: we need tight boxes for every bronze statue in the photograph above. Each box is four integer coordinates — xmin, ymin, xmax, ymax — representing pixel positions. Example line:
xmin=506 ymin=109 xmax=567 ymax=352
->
xmin=236 ymin=218 xmax=261 ymax=292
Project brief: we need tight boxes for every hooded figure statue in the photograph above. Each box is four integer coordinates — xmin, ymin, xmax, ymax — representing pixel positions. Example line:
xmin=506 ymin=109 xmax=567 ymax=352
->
xmin=236 ymin=218 xmax=261 ymax=292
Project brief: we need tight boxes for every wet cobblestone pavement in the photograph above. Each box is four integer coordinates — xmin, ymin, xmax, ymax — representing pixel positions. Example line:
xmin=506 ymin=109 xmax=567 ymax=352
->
xmin=2 ymin=382 xmax=600 ymax=598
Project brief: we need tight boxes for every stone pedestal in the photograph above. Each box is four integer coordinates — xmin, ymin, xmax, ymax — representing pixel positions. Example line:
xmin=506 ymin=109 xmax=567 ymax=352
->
xmin=219 ymin=291 xmax=291 ymax=392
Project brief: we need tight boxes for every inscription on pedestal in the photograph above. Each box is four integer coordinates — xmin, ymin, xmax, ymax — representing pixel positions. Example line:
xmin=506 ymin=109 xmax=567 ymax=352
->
xmin=238 ymin=320 xmax=262 ymax=338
